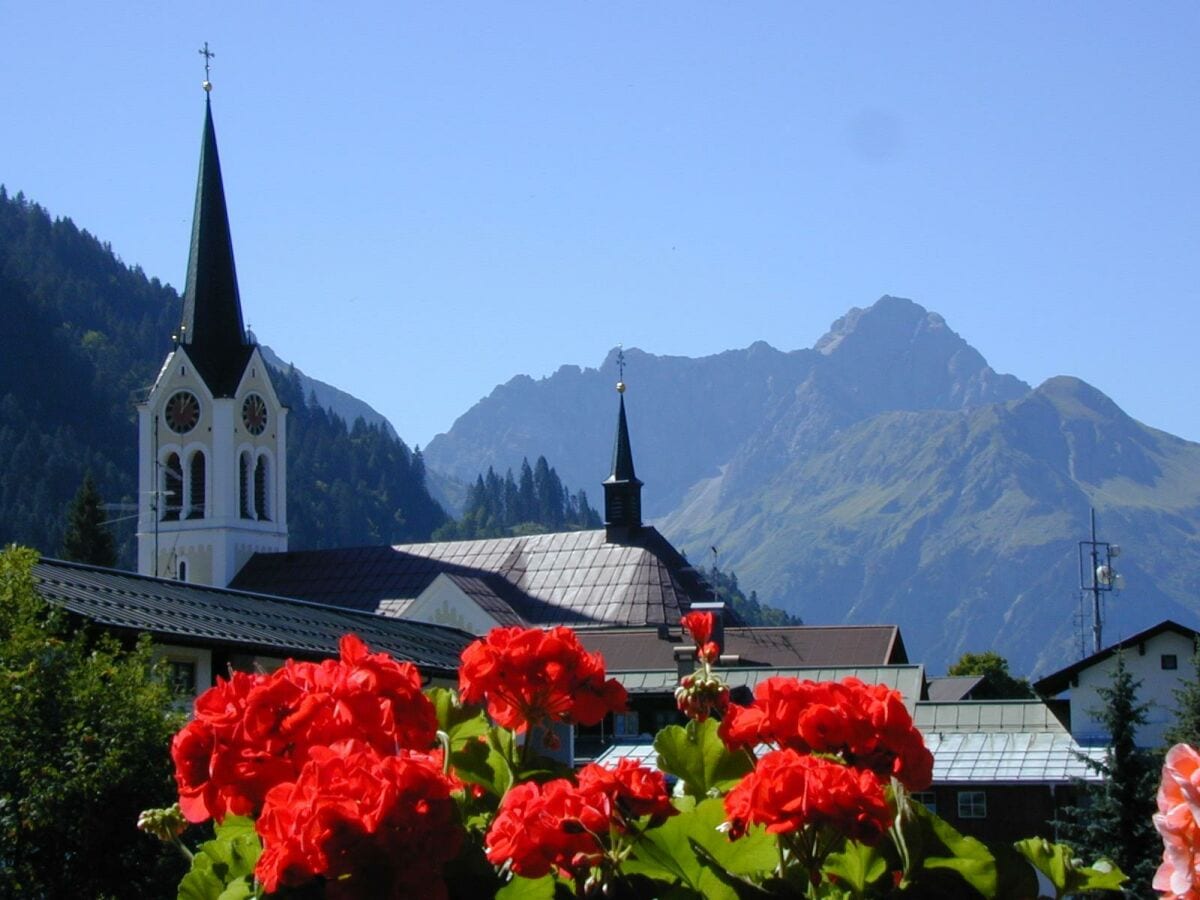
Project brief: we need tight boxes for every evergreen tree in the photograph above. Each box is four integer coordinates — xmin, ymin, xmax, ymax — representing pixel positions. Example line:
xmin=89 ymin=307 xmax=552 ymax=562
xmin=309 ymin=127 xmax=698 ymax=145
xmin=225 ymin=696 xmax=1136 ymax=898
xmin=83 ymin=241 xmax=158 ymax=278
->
xmin=1054 ymin=652 xmax=1160 ymax=893
xmin=433 ymin=454 xmax=602 ymax=540
xmin=1165 ymin=646 xmax=1200 ymax=748
xmin=517 ymin=459 xmax=536 ymax=524
xmin=60 ymin=472 xmax=117 ymax=567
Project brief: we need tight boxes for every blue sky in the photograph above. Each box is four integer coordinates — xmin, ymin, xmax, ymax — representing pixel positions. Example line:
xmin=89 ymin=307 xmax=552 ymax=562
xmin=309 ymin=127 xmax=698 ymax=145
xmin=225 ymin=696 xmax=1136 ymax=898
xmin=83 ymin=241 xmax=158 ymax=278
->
xmin=3 ymin=3 xmax=1198 ymax=448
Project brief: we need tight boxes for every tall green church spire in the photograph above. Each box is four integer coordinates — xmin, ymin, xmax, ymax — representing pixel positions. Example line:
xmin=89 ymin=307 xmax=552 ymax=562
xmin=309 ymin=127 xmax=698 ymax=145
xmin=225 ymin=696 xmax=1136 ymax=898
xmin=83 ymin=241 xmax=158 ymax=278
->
xmin=178 ymin=91 xmax=250 ymax=396
xmin=603 ymin=352 xmax=643 ymax=543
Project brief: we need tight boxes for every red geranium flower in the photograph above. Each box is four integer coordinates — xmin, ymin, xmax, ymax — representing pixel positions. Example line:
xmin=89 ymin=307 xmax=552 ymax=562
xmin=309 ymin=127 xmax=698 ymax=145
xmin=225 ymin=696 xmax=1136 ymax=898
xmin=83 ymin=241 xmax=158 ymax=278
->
xmin=577 ymin=759 xmax=678 ymax=825
xmin=255 ymin=740 xmax=463 ymax=900
xmin=680 ymin=611 xmax=714 ymax=646
xmin=485 ymin=778 xmax=611 ymax=879
xmin=485 ymin=760 xmax=676 ymax=880
xmin=172 ymin=634 xmax=439 ymax=823
xmin=723 ymin=749 xmax=891 ymax=843
xmin=718 ymin=676 xmax=933 ymax=791
xmin=458 ymin=626 xmax=627 ymax=733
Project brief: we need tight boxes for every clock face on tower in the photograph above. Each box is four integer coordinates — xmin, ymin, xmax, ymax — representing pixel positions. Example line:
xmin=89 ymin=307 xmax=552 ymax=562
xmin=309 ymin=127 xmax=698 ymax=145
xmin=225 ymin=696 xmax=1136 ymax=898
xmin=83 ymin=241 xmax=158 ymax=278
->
xmin=165 ymin=391 xmax=200 ymax=434
xmin=242 ymin=393 xmax=268 ymax=435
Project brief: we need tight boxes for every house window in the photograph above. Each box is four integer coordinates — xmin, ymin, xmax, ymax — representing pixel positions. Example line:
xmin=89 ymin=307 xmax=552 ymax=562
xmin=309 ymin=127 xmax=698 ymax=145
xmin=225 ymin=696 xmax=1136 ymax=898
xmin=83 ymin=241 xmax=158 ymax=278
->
xmin=167 ymin=660 xmax=196 ymax=697
xmin=613 ymin=712 xmax=641 ymax=736
xmin=177 ymin=559 xmax=188 ymax=582
xmin=1163 ymin=654 xmax=1179 ymax=670
xmin=957 ymin=791 xmax=987 ymax=819
xmin=912 ymin=791 xmax=937 ymax=814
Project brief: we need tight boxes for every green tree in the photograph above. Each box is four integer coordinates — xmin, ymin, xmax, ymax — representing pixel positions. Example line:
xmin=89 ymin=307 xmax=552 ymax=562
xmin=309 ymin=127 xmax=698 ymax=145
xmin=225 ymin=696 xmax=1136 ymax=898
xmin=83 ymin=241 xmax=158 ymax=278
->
xmin=0 ymin=546 xmax=185 ymax=898
xmin=60 ymin=472 xmax=117 ymax=567
xmin=947 ymin=650 xmax=1035 ymax=699
xmin=707 ymin=564 xmax=801 ymax=626
xmin=1164 ymin=645 xmax=1200 ymax=748
xmin=1054 ymin=652 xmax=1160 ymax=893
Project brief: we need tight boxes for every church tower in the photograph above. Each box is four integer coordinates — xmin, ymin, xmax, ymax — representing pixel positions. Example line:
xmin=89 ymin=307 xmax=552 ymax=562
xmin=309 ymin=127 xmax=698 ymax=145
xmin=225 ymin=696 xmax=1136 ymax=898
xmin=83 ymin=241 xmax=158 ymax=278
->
xmin=603 ymin=367 xmax=643 ymax=544
xmin=136 ymin=85 xmax=287 ymax=586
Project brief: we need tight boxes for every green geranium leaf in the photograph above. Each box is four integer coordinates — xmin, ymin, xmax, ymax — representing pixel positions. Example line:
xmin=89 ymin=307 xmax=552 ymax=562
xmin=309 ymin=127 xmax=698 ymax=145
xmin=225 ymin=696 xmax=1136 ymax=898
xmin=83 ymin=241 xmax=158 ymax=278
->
xmin=896 ymin=801 xmax=997 ymax=897
xmin=824 ymin=839 xmax=889 ymax=896
xmin=450 ymin=729 xmax=514 ymax=798
xmin=1013 ymin=838 xmax=1126 ymax=897
xmin=178 ymin=858 xmax=227 ymax=900
xmin=496 ymin=874 xmax=558 ymax=900
xmin=215 ymin=881 xmax=257 ymax=900
xmin=624 ymin=797 xmax=769 ymax=900
xmin=177 ymin=816 xmax=262 ymax=900
xmin=654 ymin=719 xmax=752 ymax=798
xmin=427 ymin=686 xmax=490 ymax=751
xmin=919 ymin=811 xmax=997 ymax=896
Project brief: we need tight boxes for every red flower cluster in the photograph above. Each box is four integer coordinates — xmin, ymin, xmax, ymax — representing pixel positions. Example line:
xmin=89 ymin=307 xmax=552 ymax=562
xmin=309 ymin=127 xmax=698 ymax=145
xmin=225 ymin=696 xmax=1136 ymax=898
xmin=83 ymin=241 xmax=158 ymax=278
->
xmin=681 ymin=610 xmax=720 ymax=663
xmin=256 ymin=740 xmax=461 ymax=900
xmin=458 ymin=626 xmax=627 ymax=732
xmin=485 ymin=760 xmax=676 ymax=879
xmin=171 ymin=634 xmax=438 ymax=823
xmin=719 ymin=676 xmax=933 ymax=791
xmin=724 ymin=749 xmax=892 ymax=843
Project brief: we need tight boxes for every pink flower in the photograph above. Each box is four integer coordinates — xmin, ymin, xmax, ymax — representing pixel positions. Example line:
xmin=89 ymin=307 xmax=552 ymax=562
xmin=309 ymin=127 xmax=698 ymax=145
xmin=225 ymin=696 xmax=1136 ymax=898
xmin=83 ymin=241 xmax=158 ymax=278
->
xmin=1153 ymin=743 xmax=1200 ymax=898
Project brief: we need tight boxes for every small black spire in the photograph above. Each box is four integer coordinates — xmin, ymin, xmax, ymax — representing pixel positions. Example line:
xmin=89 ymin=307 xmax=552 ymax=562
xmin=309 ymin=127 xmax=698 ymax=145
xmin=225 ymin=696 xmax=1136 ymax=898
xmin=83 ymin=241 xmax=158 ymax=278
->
xmin=178 ymin=93 xmax=251 ymax=396
xmin=603 ymin=375 xmax=643 ymax=543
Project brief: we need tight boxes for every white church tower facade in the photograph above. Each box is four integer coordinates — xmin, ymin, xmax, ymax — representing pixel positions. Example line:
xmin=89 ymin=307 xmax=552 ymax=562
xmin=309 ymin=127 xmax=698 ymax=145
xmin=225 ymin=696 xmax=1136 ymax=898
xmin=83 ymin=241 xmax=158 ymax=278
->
xmin=136 ymin=92 xmax=287 ymax=587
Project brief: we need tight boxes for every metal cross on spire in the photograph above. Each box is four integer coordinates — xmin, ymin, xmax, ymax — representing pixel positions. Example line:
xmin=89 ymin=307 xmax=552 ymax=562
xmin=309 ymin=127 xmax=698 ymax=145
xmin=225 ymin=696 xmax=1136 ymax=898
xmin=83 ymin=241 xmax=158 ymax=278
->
xmin=616 ymin=345 xmax=626 ymax=393
xmin=199 ymin=42 xmax=215 ymax=91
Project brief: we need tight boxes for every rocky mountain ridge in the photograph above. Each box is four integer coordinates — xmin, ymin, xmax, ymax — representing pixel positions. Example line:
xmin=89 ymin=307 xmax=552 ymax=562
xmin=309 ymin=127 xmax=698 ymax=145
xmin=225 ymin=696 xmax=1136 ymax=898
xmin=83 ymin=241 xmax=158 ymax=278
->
xmin=425 ymin=297 xmax=1200 ymax=676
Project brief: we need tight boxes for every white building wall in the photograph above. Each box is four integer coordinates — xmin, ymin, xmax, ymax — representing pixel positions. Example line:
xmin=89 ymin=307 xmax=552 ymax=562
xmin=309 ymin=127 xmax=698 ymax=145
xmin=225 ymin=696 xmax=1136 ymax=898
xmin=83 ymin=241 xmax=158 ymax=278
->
xmin=1067 ymin=630 xmax=1197 ymax=748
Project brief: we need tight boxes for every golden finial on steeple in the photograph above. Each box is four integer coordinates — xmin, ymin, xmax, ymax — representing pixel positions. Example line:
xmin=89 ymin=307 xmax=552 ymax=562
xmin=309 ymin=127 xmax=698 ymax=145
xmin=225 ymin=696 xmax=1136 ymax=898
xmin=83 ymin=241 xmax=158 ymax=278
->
xmin=199 ymin=42 xmax=215 ymax=92
xmin=616 ymin=345 xmax=626 ymax=393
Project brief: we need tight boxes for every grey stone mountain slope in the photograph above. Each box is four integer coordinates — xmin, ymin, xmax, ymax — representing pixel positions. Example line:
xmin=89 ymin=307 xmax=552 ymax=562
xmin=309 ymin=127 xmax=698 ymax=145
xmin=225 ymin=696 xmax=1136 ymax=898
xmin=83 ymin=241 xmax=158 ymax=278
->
xmin=258 ymin=345 xmax=398 ymax=437
xmin=425 ymin=296 xmax=1200 ymax=677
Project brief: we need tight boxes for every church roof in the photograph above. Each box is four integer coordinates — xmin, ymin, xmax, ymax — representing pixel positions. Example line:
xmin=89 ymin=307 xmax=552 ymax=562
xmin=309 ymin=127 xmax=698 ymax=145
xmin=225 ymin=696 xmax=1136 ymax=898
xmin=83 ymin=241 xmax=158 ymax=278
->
xmin=178 ymin=97 xmax=253 ymax=397
xmin=577 ymin=624 xmax=908 ymax=671
xmin=32 ymin=557 xmax=472 ymax=675
xmin=231 ymin=527 xmax=714 ymax=627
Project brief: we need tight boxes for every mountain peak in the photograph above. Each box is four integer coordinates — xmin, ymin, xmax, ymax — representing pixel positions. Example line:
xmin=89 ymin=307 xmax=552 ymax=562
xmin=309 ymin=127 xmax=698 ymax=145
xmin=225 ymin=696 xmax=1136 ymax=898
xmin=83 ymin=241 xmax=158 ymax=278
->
xmin=815 ymin=296 xmax=945 ymax=357
xmin=811 ymin=295 xmax=1028 ymax=414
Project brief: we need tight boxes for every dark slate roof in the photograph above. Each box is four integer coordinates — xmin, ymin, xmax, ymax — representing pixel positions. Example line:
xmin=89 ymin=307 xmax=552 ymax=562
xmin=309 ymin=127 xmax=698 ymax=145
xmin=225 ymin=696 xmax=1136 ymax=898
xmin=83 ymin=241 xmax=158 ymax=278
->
xmin=925 ymin=675 xmax=987 ymax=702
xmin=178 ymin=97 xmax=252 ymax=397
xmin=231 ymin=527 xmax=714 ymax=627
xmin=32 ymin=557 xmax=472 ymax=675
xmin=1034 ymin=619 xmax=1199 ymax=696
xmin=613 ymin=665 xmax=926 ymax=704
xmin=576 ymin=624 xmax=908 ymax=671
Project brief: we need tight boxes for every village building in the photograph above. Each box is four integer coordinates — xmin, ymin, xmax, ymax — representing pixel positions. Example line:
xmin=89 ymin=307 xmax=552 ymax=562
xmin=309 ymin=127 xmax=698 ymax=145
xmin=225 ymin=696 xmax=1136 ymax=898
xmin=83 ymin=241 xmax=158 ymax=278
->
xmin=1034 ymin=619 xmax=1199 ymax=749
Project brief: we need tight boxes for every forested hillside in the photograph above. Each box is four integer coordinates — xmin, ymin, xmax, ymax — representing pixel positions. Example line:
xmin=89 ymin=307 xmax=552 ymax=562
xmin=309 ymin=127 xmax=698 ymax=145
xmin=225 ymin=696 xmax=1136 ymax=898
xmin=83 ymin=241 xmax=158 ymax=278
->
xmin=432 ymin=456 xmax=601 ymax=540
xmin=0 ymin=188 xmax=446 ymax=562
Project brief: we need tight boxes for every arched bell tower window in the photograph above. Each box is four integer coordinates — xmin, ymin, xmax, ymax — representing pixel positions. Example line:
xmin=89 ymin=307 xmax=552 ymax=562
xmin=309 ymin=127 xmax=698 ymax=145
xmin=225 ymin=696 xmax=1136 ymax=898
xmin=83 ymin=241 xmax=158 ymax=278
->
xmin=187 ymin=451 xmax=206 ymax=519
xmin=255 ymin=455 xmax=270 ymax=521
xmin=162 ymin=453 xmax=183 ymax=521
xmin=239 ymin=451 xmax=253 ymax=519
xmin=177 ymin=559 xmax=189 ymax=582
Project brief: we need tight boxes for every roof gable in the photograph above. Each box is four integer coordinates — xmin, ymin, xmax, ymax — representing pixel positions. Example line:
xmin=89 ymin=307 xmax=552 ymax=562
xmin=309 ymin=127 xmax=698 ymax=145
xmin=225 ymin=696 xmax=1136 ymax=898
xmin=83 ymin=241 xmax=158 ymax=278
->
xmin=1034 ymin=619 xmax=1198 ymax=696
